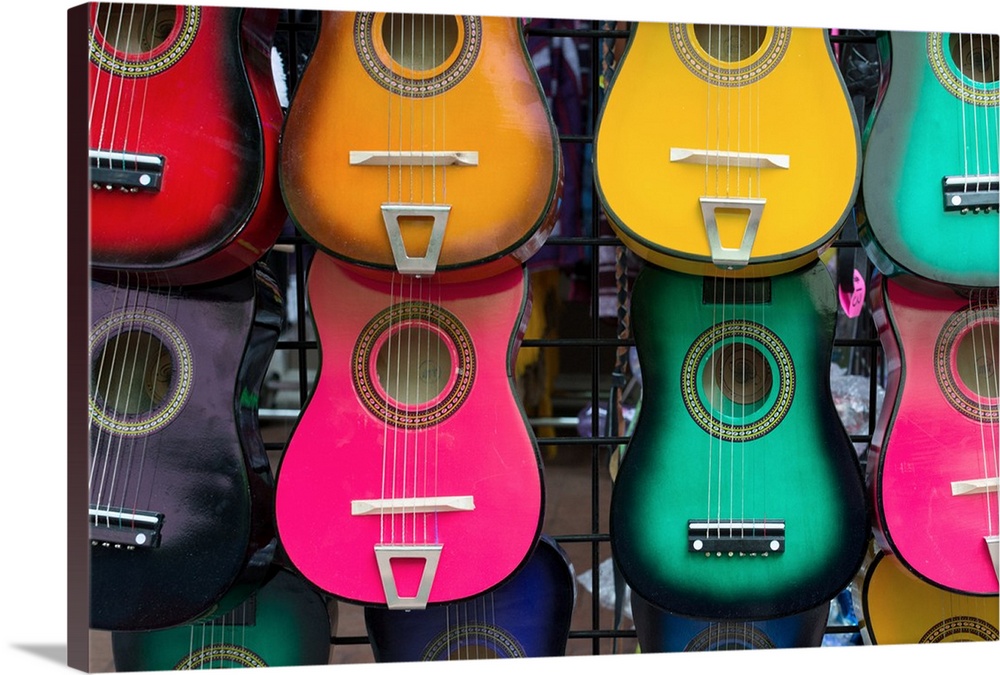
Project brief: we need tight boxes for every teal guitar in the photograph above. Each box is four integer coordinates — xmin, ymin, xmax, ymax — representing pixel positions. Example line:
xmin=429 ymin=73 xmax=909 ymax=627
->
xmin=110 ymin=567 xmax=334 ymax=670
xmin=610 ymin=261 xmax=868 ymax=620
xmin=859 ymin=31 xmax=998 ymax=287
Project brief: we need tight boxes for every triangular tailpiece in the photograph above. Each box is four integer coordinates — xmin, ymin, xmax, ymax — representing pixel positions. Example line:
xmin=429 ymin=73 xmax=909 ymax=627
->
xmin=699 ymin=196 xmax=766 ymax=269
xmin=381 ymin=204 xmax=450 ymax=275
xmin=374 ymin=543 xmax=443 ymax=610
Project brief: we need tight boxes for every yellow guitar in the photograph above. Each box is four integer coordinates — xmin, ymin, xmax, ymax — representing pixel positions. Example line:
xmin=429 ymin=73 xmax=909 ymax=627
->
xmin=856 ymin=544 xmax=1000 ymax=645
xmin=280 ymin=12 xmax=562 ymax=280
xmin=594 ymin=23 xmax=860 ymax=277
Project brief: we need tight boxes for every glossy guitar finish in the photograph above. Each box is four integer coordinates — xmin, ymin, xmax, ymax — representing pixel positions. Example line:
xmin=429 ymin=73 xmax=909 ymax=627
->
xmin=610 ymin=261 xmax=868 ymax=620
xmin=88 ymin=5 xmax=286 ymax=285
xmin=859 ymin=32 xmax=999 ymax=288
xmin=364 ymin=535 xmax=574 ymax=661
xmin=275 ymin=254 xmax=543 ymax=608
xmin=631 ymin=590 xmax=828 ymax=651
xmin=856 ymin=547 xmax=999 ymax=645
xmin=868 ymin=274 xmax=999 ymax=595
xmin=594 ymin=23 xmax=860 ymax=277
xmin=88 ymin=265 xmax=283 ymax=630
xmin=280 ymin=12 xmax=561 ymax=279
xmin=111 ymin=567 xmax=335 ymax=670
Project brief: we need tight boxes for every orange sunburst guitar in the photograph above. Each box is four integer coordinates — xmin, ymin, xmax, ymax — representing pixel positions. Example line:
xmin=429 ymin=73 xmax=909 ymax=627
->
xmin=594 ymin=23 xmax=860 ymax=277
xmin=280 ymin=12 xmax=562 ymax=280
xmin=856 ymin=545 xmax=1000 ymax=646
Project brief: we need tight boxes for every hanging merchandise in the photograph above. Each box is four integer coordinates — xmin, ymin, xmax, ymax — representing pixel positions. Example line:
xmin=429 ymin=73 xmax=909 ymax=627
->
xmin=87 ymin=5 xmax=287 ymax=285
xmin=855 ymin=544 xmax=999 ymax=645
xmin=279 ymin=11 xmax=563 ymax=281
xmin=868 ymin=274 xmax=999 ymax=595
xmin=364 ymin=534 xmax=575 ymax=661
xmin=110 ymin=566 xmax=336 ymax=670
xmin=88 ymin=265 xmax=284 ymax=631
xmin=858 ymin=31 xmax=999 ymax=288
xmin=630 ymin=588 xmax=829 ymax=651
xmin=609 ymin=260 xmax=869 ymax=620
xmin=593 ymin=22 xmax=860 ymax=277
xmin=275 ymin=253 xmax=544 ymax=609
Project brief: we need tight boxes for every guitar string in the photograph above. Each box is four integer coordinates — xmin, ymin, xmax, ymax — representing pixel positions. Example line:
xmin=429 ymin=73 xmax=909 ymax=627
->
xmin=94 ymin=273 xmax=143 ymax=523
xmin=124 ymin=269 xmax=173 ymax=529
xmin=970 ymin=290 xmax=999 ymax=542
xmin=116 ymin=3 xmax=144 ymax=177
xmin=88 ymin=270 xmax=126 ymax=502
xmin=91 ymin=3 xmax=123 ymax=165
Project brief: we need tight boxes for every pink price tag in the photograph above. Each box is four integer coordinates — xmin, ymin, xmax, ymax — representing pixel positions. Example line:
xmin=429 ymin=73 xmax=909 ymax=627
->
xmin=838 ymin=268 xmax=866 ymax=318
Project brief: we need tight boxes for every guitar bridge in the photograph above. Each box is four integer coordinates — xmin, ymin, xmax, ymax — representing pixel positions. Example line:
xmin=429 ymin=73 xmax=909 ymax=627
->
xmin=90 ymin=149 xmax=164 ymax=193
xmin=688 ymin=519 xmax=785 ymax=556
xmin=942 ymin=174 xmax=999 ymax=213
xmin=89 ymin=506 xmax=163 ymax=550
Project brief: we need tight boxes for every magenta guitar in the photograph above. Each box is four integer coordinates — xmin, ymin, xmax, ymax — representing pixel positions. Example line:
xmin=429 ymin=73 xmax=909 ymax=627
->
xmin=869 ymin=274 xmax=999 ymax=595
xmin=275 ymin=253 xmax=544 ymax=608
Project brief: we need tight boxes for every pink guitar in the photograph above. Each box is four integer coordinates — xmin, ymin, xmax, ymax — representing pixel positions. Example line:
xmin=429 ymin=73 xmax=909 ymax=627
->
xmin=869 ymin=274 xmax=999 ymax=595
xmin=275 ymin=253 xmax=544 ymax=608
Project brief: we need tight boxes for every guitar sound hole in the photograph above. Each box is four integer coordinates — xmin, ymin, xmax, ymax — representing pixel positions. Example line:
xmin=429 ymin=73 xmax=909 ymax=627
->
xmin=381 ymin=14 xmax=459 ymax=72
xmin=949 ymin=34 xmax=1000 ymax=83
xmin=92 ymin=331 xmax=173 ymax=415
xmin=375 ymin=326 xmax=453 ymax=406
xmin=693 ymin=25 xmax=767 ymax=62
xmin=955 ymin=322 xmax=999 ymax=398
xmin=705 ymin=343 xmax=773 ymax=408
xmin=95 ymin=4 xmax=177 ymax=55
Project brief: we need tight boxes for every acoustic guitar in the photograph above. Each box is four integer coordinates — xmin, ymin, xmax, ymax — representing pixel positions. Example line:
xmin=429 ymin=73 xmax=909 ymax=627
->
xmin=111 ymin=566 xmax=335 ymax=670
xmin=856 ymin=545 xmax=999 ymax=645
xmin=868 ymin=274 xmax=999 ymax=596
xmin=87 ymin=5 xmax=286 ymax=285
xmin=859 ymin=32 xmax=999 ymax=288
xmin=275 ymin=253 xmax=544 ymax=608
xmin=279 ymin=12 xmax=562 ymax=280
xmin=631 ymin=590 xmax=829 ymax=652
xmin=609 ymin=260 xmax=868 ymax=620
xmin=364 ymin=535 xmax=574 ymax=661
xmin=88 ymin=264 xmax=283 ymax=630
xmin=594 ymin=23 xmax=860 ymax=277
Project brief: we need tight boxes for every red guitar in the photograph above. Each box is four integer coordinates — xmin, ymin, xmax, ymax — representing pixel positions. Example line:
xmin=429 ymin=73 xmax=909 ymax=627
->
xmin=87 ymin=4 xmax=286 ymax=284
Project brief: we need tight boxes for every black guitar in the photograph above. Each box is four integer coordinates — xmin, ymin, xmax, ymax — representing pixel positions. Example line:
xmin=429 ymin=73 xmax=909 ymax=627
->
xmin=88 ymin=264 xmax=283 ymax=630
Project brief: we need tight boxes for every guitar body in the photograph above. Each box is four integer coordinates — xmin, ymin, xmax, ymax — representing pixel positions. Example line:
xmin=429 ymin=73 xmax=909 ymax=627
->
xmin=594 ymin=23 xmax=860 ymax=277
xmin=280 ymin=12 xmax=561 ymax=279
xmin=364 ymin=535 xmax=574 ymax=661
xmin=110 ymin=567 xmax=334 ymax=670
xmin=88 ymin=5 xmax=286 ymax=285
xmin=89 ymin=265 xmax=283 ymax=630
xmin=610 ymin=261 xmax=868 ymax=620
xmin=868 ymin=274 xmax=999 ymax=595
xmin=631 ymin=590 xmax=828 ymax=652
xmin=857 ymin=548 xmax=999 ymax=645
xmin=859 ymin=32 xmax=999 ymax=288
xmin=275 ymin=254 xmax=544 ymax=607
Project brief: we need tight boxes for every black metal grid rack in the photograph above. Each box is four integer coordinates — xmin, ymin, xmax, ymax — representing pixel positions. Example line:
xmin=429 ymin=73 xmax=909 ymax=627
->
xmin=261 ymin=11 xmax=883 ymax=661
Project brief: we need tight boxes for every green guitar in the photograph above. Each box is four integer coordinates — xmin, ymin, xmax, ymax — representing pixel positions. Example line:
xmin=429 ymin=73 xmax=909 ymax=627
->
xmin=610 ymin=261 xmax=868 ymax=620
xmin=110 ymin=567 xmax=334 ymax=670
xmin=859 ymin=31 xmax=998 ymax=287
